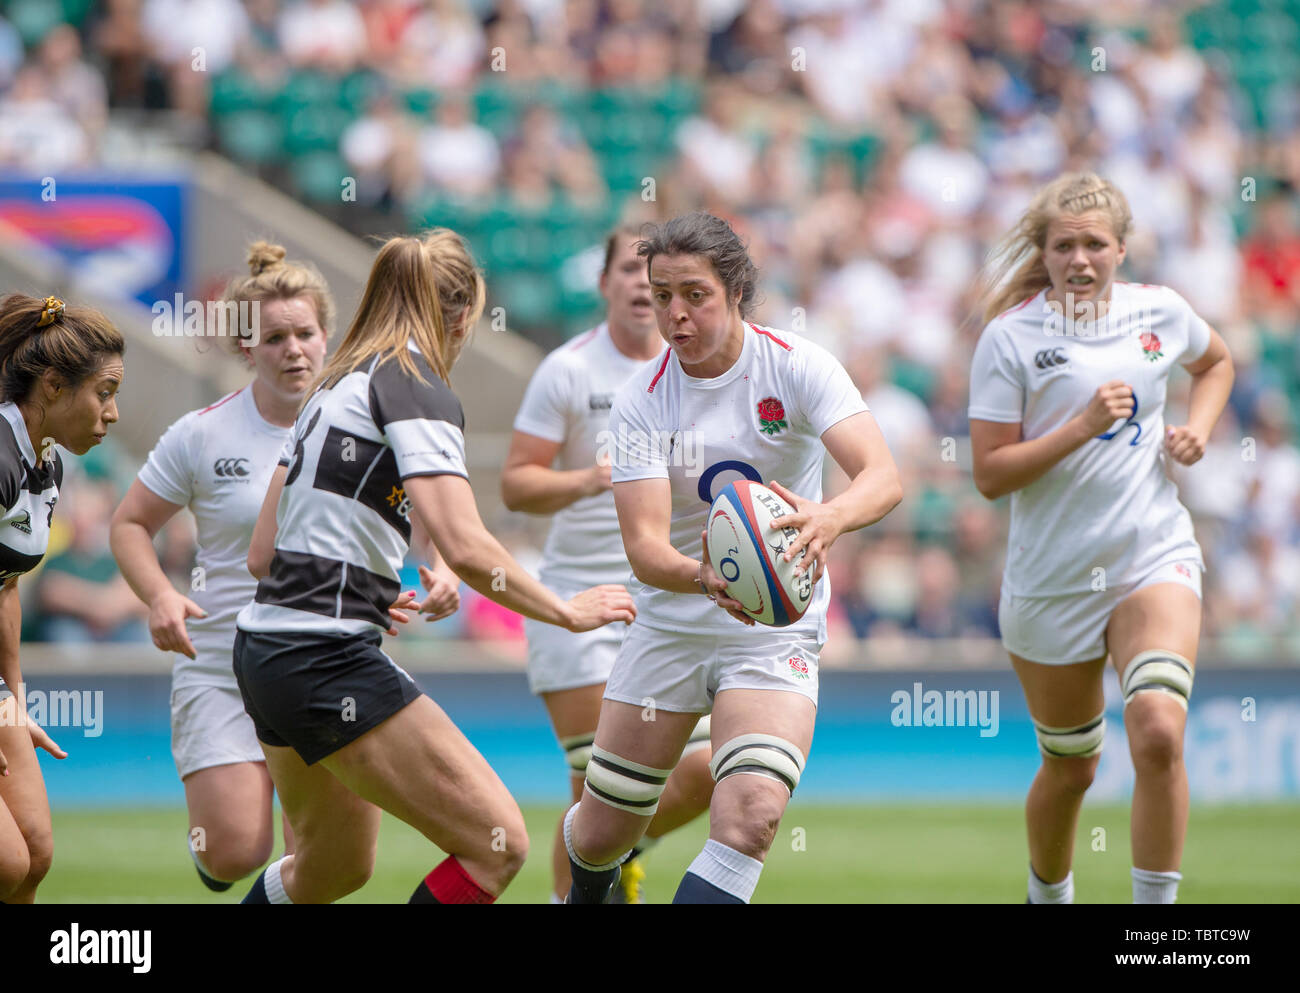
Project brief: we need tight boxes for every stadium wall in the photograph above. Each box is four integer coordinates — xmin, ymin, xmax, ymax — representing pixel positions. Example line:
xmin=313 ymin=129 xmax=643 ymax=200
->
xmin=22 ymin=666 xmax=1299 ymax=807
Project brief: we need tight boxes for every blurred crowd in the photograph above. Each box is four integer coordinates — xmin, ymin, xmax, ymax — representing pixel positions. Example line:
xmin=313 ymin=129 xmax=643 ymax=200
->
xmin=3 ymin=0 xmax=1300 ymax=656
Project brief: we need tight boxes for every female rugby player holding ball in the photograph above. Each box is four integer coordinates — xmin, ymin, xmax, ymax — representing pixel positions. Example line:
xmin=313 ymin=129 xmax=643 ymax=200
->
xmin=564 ymin=212 xmax=901 ymax=904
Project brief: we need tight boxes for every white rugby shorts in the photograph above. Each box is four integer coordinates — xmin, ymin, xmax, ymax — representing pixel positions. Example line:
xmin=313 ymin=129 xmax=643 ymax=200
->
xmin=999 ymin=557 xmax=1203 ymax=665
xmin=171 ymin=681 xmax=265 ymax=778
xmin=603 ymin=620 xmax=821 ymax=713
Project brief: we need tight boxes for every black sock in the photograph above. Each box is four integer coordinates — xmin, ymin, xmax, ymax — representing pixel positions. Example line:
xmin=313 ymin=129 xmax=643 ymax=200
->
xmin=672 ymin=872 xmax=745 ymax=904
xmin=240 ymin=869 xmax=270 ymax=904
xmin=567 ymin=861 xmax=620 ymax=904
xmin=409 ymin=880 xmax=440 ymax=904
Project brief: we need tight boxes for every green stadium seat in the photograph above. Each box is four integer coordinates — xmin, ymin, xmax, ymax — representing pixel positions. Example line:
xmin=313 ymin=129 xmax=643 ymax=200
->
xmin=209 ymin=69 xmax=274 ymax=116
xmin=284 ymin=104 xmax=351 ymax=155
xmin=496 ymin=272 xmax=559 ymax=329
xmin=402 ymin=88 xmax=438 ymax=117
xmin=291 ymin=151 xmax=349 ymax=204
xmin=216 ymin=110 xmax=285 ymax=167
xmin=276 ymin=71 xmax=344 ymax=115
xmin=8 ymin=0 xmax=66 ymax=44
xmin=339 ymin=71 xmax=385 ymax=115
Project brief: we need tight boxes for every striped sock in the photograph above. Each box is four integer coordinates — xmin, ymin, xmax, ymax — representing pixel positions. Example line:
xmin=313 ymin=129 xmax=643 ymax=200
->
xmin=409 ymin=857 xmax=495 ymax=904
xmin=241 ymin=856 xmax=293 ymax=904
xmin=1132 ymin=867 xmax=1181 ymax=904
xmin=563 ymin=803 xmax=627 ymax=904
xmin=1027 ymin=865 xmax=1073 ymax=904
xmin=673 ymin=840 xmax=763 ymax=904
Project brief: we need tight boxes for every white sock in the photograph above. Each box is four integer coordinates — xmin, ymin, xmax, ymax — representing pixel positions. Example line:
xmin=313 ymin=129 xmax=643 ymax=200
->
xmin=548 ymin=891 xmax=564 ymax=904
xmin=1132 ymin=867 xmax=1181 ymax=904
xmin=1027 ymin=866 xmax=1074 ymax=904
xmin=264 ymin=856 xmax=293 ymax=904
xmin=685 ymin=840 xmax=764 ymax=904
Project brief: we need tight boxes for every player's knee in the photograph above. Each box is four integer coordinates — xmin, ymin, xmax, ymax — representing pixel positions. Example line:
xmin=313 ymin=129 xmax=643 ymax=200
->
xmin=0 ymin=841 xmax=31 ymax=900
xmin=1127 ymin=702 xmax=1184 ymax=773
xmin=201 ymin=838 xmax=273 ymax=882
xmin=1042 ymin=753 xmax=1100 ymax=794
xmin=711 ymin=779 xmax=785 ymax=860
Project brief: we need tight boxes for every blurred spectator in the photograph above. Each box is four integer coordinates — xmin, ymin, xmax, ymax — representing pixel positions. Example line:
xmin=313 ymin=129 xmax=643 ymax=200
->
xmin=341 ymin=89 xmax=418 ymax=208
xmin=899 ymin=97 xmax=990 ymax=223
xmin=0 ymin=65 xmax=90 ymax=171
xmin=93 ymin=0 xmax=153 ymax=108
xmin=1240 ymin=191 xmax=1300 ymax=313
xmin=674 ymin=79 xmax=759 ymax=207
xmin=142 ymin=0 xmax=249 ymax=117
xmin=38 ymin=25 xmax=108 ymax=141
xmin=398 ymin=0 xmax=486 ymax=89
xmin=502 ymin=102 xmax=606 ymax=206
xmin=1131 ymin=12 xmax=1205 ymax=125
xmin=415 ymin=91 xmax=501 ymax=198
xmin=278 ymin=0 xmax=368 ymax=73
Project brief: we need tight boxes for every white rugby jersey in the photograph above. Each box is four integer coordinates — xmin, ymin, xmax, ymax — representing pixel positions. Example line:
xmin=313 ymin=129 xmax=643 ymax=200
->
xmin=236 ymin=343 xmax=467 ymax=637
xmin=0 ymin=401 xmax=62 ymax=585
xmin=513 ymin=322 xmax=662 ymax=588
xmin=137 ymin=386 xmax=291 ymax=690
xmin=969 ymin=282 xmax=1211 ymax=596
xmin=610 ymin=322 xmax=869 ymax=639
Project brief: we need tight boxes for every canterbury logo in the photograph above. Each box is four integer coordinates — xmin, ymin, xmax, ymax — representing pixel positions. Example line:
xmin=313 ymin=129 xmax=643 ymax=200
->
xmin=213 ymin=458 xmax=250 ymax=477
xmin=1034 ymin=348 xmax=1068 ymax=370
xmin=9 ymin=511 xmax=31 ymax=534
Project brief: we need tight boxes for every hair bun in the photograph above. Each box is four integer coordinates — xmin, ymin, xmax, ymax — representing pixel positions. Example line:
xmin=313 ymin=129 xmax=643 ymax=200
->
xmin=247 ymin=241 xmax=287 ymax=276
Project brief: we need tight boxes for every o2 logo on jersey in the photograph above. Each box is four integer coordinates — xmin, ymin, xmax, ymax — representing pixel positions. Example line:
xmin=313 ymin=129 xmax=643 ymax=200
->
xmin=1096 ymin=392 xmax=1141 ymax=446
xmin=697 ymin=459 xmax=762 ymax=504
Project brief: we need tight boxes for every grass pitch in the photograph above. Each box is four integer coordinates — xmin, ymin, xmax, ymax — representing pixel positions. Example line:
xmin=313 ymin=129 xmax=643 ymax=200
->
xmin=37 ymin=802 xmax=1300 ymax=904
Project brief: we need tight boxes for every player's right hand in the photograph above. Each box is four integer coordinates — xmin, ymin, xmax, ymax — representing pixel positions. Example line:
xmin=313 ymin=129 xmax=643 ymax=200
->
xmin=700 ymin=528 xmax=756 ymax=626
xmin=563 ymin=584 xmax=636 ymax=632
xmin=1079 ymin=380 xmax=1135 ymax=436
xmin=585 ymin=461 xmax=613 ymax=496
xmin=148 ymin=589 xmax=206 ymax=660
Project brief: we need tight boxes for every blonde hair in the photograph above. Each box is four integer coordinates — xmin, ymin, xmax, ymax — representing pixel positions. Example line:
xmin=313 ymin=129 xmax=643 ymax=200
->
xmin=220 ymin=240 xmax=336 ymax=357
xmin=979 ymin=173 xmax=1133 ymax=324
xmin=317 ymin=229 xmax=485 ymax=392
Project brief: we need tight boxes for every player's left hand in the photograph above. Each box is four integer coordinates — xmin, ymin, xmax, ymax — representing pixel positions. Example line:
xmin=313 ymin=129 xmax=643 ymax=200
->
xmin=416 ymin=563 xmax=460 ymax=622
xmin=385 ymin=590 xmax=420 ymax=635
xmin=1164 ymin=424 xmax=1207 ymax=466
xmin=767 ymin=480 xmax=842 ymax=586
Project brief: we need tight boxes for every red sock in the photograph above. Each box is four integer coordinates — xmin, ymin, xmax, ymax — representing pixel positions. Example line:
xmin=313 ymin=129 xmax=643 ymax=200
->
xmin=411 ymin=857 xmax=495 ymax=904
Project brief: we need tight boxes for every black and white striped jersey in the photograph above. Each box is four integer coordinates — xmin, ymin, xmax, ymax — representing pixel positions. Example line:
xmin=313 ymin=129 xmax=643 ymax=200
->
xmin=236 ymin=343 xmax=467 ymax=638
xmin=0 ymin=401 xmax=62 ymax=584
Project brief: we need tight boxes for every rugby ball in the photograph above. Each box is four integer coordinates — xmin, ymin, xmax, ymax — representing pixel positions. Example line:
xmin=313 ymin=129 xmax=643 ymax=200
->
xmin=705 ymin=481 xmax=813 ymax=627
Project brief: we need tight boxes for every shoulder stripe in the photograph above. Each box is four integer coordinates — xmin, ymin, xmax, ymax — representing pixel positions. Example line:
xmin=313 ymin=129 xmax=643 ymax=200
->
xmin=198 ymin=388 xmax=243 ymax=416
xmin=998 ymin=296 xmax=1037 ymax=320
xmin=569 ymin=327 xmax=600 ymax=351
xmin=646 ymin=351 xmax=672 ymax=394
xmin=748 ymin=323 xmax=790 ymax=350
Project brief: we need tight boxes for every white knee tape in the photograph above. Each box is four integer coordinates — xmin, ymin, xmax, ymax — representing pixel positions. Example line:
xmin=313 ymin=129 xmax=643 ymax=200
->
xmin=1033 ymin=713 xmax=1106 ymax=758
xmin=560 ymin=731 xmax=596 ymax=774
xmin=1122 ymin=651 xmax=1194 ymax=711
xmin=584 ymin=745 xmax=672 ymax=816
xmin=681 ymin=715 xmax=712 ymax=757
xmin=709 ymin=733 xmax=805 ymax=795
